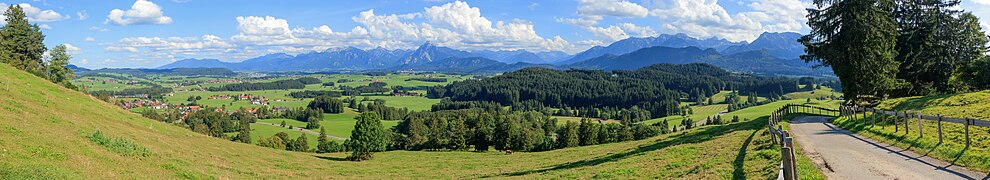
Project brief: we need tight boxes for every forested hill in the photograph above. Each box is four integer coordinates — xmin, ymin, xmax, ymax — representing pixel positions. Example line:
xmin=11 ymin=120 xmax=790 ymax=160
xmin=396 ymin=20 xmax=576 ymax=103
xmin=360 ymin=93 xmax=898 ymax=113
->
xmin=430 ymin=63 xmax=800 ymax=118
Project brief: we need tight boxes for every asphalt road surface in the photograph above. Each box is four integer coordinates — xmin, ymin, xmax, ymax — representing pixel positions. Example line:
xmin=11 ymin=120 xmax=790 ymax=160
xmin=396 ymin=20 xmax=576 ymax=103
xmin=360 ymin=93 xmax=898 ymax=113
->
xmin=788 ymin=116 xmax=988 ymax=180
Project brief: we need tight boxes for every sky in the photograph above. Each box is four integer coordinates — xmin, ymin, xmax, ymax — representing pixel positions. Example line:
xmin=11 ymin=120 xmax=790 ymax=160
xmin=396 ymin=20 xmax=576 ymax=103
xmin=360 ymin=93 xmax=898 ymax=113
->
xmin=4 ymin=0 xmax=990 ymax=69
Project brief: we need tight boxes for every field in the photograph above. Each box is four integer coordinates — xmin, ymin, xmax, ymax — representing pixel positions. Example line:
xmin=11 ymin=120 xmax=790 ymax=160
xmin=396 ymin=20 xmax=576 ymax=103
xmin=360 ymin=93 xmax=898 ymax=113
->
xmin=256 ymin=109 xmax=402 ymax=142
xmin=831 ymin=90 xmax=990 ymax=172
xmin=640 ymin=104 xmax=728 ymax=127
xmin=783 ymin=87 xmax=841 ymax=100
xmin=0 ymin=63 xmax=825 ymax=179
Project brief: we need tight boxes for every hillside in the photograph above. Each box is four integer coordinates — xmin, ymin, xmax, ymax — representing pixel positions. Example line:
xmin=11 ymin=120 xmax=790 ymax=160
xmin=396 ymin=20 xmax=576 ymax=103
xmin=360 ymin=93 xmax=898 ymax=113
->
xmin=0 ymin=63 xmax=819 ymax=178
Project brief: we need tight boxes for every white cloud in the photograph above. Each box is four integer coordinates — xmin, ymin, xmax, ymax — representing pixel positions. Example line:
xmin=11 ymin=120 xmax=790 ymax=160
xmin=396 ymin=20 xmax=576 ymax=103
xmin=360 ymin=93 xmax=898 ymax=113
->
xmin=63 ymin=43 xmax=82 ymax=55
xmin=557 ymin=16 xmax=602 ymax=27
xmin=618 ymin=23 xmax=657 ymax=37
xmin=105 ymin=46 xmax=138 ymax=53
xmin=0 ymin=3 xmax=69 ymax=24
xmin=106 ymin=0 xmax=173 ymax=26
xmin=586 ymin=25 xmax=629 ymax=41
xmin=528 ymin=3 xmax=540 ymax=10
xmin=38 ymin=24 xmax=51 ymax=29
xmin=107 ymin=1 xmax=581 ymax=65
xmin=85 ymin=37 xmax=96 ymax=42
xmin=646 ymin=0 xmax=810 ymax=42
xmin=89 ymin=26 xmax=110 ymax=32
xmin=76 ymin=10 xmax=89 ymax=20
xmin=976 ymin=0 xmax=990 ymax=5
xmin=577 ymin=0 xmax=649 ymax=18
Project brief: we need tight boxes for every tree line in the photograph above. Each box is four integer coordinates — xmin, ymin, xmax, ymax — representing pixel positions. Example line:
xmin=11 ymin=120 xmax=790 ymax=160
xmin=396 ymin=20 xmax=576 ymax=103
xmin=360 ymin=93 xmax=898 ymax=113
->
xmin=429 ymin=63 xmax=800 ymax=118
xmin=802 ymin=0 xmax=990 ymax=101
xmin=207 ymin=77 xmax=321 ymax=91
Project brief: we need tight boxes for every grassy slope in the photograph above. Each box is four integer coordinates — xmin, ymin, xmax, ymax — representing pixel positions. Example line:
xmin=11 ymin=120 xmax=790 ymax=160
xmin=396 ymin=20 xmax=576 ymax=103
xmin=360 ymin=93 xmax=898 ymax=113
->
xmin=831 ymin=91 xmax=990 ymax=172
xmin=0 ymin=64 xmax=820 ymax=179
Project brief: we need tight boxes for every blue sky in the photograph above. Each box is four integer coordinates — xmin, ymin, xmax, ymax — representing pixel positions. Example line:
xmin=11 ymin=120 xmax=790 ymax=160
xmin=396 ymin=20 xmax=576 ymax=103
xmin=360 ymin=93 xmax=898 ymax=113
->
xmin=5 ymin=0 xmax=990 ymax=68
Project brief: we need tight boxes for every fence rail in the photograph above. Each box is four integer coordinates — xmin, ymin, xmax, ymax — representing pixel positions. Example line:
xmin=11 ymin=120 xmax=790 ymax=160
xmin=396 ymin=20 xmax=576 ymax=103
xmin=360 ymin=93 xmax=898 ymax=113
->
xmin=769 ymin=104 xmax=836 ymax=180
xmin=841 ymin=105 xmax=990 ymax=146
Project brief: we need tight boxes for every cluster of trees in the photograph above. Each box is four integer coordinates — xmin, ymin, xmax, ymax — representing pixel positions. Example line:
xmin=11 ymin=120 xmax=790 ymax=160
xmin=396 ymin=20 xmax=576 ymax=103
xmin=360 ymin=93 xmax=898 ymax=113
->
xmin=359 ymin=100 xmax=411 ymax=120
xmin=308 ymin=96 xmax=345 ymax=114
xmin=408 ymin=78 xmax=447 ymax=82
xmin=90 ymin=86 xmax=173 ymax=99
xmin=1 ymin=5 xmax=75 ymax=89
xmin=256 ymin=132 xmax=311 ymax=152
xmin=281 ymin=107 xmax=324 ymax=129
xmin=553 ymin=106 xmax=654 ymax=123
xmin=802 ymin=0 xmax=990 ymax=101
xmin=431 ymin=100 xmax=502 ymax=111
xmin=393 ymin=108 xmax=666 ymax=152
xmin=339 ymin=82 xmax=390 ymax=94
xmin=207 ymin=77 xmax=321 ymax=91
xmin=431 ymin=64 xmax=800 ymax=119
xmin=288 ymin=90 xmax=343 ymax=98
xmin=141 ymin=107 xmax=256 ymax=144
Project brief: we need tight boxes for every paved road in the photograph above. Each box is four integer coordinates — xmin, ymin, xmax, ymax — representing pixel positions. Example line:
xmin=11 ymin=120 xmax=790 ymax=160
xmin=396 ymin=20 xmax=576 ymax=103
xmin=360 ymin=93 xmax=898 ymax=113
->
xmin=789 ymin=116 xmax=988 ymax=180
xmin=254 ymin=122 xmax=349 ymax=141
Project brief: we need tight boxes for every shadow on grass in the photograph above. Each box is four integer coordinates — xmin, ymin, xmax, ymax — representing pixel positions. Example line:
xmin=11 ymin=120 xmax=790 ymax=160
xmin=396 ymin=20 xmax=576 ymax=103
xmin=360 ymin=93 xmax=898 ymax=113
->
xmin=312 ymin=155 xmax=350 ymax=162
xmin=732 ymin=129 xmax=758 ymax=180
xmin=481 ymin=116 xmax=767 ymax=178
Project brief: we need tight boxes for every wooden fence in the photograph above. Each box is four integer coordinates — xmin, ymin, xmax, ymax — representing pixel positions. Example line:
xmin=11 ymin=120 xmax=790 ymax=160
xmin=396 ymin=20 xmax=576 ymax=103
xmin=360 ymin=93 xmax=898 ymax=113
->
xmin=840 ymin=105 xmax=990 ymax=147
xmin=768 ymin=104 xmax=840 ymax=180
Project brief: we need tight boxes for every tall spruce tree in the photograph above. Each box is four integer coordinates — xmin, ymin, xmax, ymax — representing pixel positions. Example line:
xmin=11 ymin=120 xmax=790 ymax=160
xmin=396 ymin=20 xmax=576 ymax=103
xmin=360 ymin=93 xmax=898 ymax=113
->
xmin=801 ymin=0 xmax=904 ymax=102
xmin=1 ymin=4 xmax=47 ymax=75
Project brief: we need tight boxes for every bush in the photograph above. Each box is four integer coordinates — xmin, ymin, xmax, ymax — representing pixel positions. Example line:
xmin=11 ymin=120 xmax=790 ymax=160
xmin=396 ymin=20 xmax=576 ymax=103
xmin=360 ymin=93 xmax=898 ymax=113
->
xmin=87 ymin=131 xmax=151 ymax=157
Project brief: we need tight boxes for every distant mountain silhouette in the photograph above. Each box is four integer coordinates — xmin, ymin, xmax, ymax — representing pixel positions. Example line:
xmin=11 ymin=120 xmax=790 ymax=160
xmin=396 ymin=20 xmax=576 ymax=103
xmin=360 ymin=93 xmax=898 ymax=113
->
xmin=155 ymin=32 xmax=828 ymax=77
xmin=568 ymin=46 xmax=830 ymax=77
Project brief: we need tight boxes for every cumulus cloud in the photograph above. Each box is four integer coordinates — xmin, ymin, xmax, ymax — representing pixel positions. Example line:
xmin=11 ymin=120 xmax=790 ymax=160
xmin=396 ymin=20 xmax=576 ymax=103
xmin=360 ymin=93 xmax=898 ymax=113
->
xmin=646 ymin=0 xmax=810 ymax=42
xmin=0 ymin=3 xmax=69 ymax=24
xmin=39 ymin=24 xmax=51 ymax=29
xmin=618 ymin=23 xmax=657 ymax=37
xmin=106 ymin=0 xmax=173 ymax=26
xmin=77 ymin=10 xmax=89 ymax=20
xmin=577 ymin=0 xmax=649 ymax=18
xmin=63 ymin=43 xmax=82 ymax=55
xmin=229 ymin=1 xmax=575 ymax=52
xmin=85 ymin=37 xmax=96 ymax=42
xmin=108 ymin=1 xmax=581 ymax=65
xmin=586 ymin=26 xmax=629 ymax=41
xmin=975 ymin=0 xmax=990 ymax=5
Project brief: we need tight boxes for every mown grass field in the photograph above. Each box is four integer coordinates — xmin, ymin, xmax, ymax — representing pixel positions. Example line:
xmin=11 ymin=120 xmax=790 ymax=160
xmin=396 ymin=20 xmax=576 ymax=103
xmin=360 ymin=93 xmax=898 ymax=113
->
xmin=831 ymin=90 xmax=990 ymax=173
xmin=0 ymin=63 xmax=825 ymax=179
xmin=640 ymin=104 xmax=728 ymax=127
xmin=783 ymin=87 xmax=841 ymax=100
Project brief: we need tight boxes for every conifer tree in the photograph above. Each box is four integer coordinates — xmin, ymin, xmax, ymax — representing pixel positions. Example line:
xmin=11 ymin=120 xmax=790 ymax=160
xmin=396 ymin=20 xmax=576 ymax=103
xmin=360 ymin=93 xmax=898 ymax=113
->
xmin=348 ymin=113 xmax=387 ymax=161
xmin=1 ymin=4 xmax=46 ymax=75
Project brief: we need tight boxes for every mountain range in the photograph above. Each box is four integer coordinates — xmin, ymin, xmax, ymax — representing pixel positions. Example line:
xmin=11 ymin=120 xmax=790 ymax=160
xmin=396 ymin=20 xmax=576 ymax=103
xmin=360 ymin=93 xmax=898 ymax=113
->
xmin=156 ymin=32 xmax=828 ymax=77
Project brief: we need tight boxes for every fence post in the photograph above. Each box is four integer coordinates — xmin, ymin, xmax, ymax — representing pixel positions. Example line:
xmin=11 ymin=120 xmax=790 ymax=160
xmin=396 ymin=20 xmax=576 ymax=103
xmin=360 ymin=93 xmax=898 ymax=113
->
xmin=895 ymin=111 xmax=899 ymax=132
xmin=904 ymin=110 xmax=911 ymax=135
xmin=782 ymin=146 xmax=795 ymax=180
xmin=783 ymin=135 xmax=797 ymax=180
xmin=965 ymin=118 xmax=971 ymax=147
xmin=871 ymin=108 xmax=876 ymax=127
xmin=917 ymin=112 xmax=923 ymax=138
xmin=937 ymin=114 xmax=943 ymax=144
